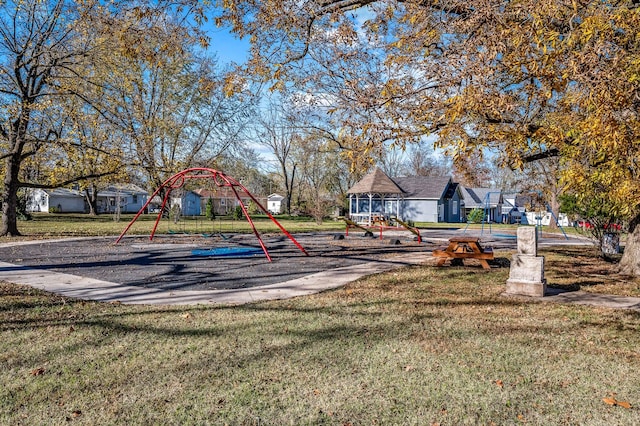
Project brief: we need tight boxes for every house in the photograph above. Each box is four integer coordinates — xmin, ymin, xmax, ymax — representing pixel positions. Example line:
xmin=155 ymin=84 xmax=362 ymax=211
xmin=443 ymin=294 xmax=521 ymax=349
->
xmin=346 ymin=168 xmax=462 ymax=224
xmin=96 ymin=184 xmax=148 ymax=214
xmin=26 ymin=188 xmax=86 ymax=213
xmin=193 ymin=188 xmax=267 ymax=216
xmin=460 ymin=187 xmax=503 ymax=223
xmin=267 ymin=193 xmax=284 ymax=214
xmin=171 ymin=190 xmax=202 ymax=216
xmin=394 ymin=176 xmax=462 ymax=223
xmin=500 ymin=191 xmax=525 ymax=224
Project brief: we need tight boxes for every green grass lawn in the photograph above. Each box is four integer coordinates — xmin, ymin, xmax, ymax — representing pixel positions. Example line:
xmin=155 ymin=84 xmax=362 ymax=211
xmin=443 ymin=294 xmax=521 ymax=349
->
xmin=1 ymin=246 xmax=640 ymax=424
xmin=11 ymin=213 xmax=586 ymax=240
xmin=7 ymin=213 xmax=346 ymax=239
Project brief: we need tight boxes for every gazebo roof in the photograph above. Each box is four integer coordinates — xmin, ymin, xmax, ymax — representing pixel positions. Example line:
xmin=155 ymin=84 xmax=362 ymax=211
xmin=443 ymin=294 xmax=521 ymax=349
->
xmin=347 ymin=167 xmax=404 ymax=195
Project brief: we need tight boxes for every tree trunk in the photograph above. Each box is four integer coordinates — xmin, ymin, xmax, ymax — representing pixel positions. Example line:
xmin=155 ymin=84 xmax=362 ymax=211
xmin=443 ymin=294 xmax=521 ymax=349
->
xmin=547 ymin=192 xmax=560 ymax=230
xmin=1 ymin=154 xmax=22 ymax=236
xmin=618 ymin=212 xmax=640 ymax=276
xmin=84 ymin=187 xmax=98 ymax=215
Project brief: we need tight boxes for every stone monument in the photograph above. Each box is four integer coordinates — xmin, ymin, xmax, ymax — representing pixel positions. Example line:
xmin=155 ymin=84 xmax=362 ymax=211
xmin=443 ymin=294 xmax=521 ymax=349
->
xmin=505 ymin=227 xmax=547 ymax=297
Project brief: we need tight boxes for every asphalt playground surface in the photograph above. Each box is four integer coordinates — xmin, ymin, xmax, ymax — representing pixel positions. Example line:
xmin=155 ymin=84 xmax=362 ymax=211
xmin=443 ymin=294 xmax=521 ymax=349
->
xmin=0 ymin=232 xmax=435 ymax=291
xmin=4 ymin=227 xmax=631 ymax=308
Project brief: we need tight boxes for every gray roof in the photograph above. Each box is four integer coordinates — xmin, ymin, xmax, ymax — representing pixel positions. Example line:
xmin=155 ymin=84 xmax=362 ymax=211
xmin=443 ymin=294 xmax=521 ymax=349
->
xmin=347 ymin=168 xmax=404 ymax=194
xmin=348 ymin=169 xmax=455 ymax=199
xmin=99 ymin=184 xmax=148 ymax=197
xmin=392 ymin=176 xmax=452 ymax=199
xmin=45 ymin=188 xmax=83 ymax=198
xmin=461 ymin=187 xmax=502 ymax=208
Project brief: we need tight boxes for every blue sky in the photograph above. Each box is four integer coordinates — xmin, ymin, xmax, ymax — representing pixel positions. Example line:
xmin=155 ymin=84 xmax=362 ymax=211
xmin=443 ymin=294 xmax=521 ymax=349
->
xmin=204 ymin=23 xmax=250 ymax=65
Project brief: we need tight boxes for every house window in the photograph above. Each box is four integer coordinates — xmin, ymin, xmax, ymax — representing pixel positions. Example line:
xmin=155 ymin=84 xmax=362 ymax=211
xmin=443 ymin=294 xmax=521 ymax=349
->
xmin=132 ymin=195 xmax=138 ymax=204
xmin=453 ymin=200 xmax=458 ymax=214
xmin=221 ymin=199 xmax=226 ymax=206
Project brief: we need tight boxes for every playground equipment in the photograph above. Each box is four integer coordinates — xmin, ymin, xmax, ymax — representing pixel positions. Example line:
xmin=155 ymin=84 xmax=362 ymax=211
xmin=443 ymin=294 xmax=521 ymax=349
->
xmin=115 ymin=168 xmax=308 ymax=261
xmin=463 ymin=190 xmax=568 ymax=239
xmin=343 ymin=216 xmax=422 ymax=243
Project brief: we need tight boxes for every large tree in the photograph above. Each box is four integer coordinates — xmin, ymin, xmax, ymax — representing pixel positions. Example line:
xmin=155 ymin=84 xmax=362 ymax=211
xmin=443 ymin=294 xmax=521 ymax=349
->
xmin=0 ymin=0 xmax=206 ymax=235
xmin=217 ymin=0 xmax=640 ymax=275
xmin=0 ymin=0 xmax=95 ymax=235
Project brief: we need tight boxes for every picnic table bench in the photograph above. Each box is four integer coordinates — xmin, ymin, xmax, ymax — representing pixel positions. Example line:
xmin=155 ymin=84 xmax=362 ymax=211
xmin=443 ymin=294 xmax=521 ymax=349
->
xmin=432 ymin=236 xmax=494 ymax=270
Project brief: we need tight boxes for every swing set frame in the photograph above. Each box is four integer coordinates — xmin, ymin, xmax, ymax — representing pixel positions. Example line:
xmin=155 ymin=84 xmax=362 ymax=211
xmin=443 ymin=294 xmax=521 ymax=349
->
xmin=115 ymin=168 xmax=308 ymax=262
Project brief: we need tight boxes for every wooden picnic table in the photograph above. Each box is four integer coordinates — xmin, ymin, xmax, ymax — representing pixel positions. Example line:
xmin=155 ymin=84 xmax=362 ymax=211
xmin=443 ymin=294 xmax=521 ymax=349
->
xmin=432 ymin=236 xmax=494 ymax=270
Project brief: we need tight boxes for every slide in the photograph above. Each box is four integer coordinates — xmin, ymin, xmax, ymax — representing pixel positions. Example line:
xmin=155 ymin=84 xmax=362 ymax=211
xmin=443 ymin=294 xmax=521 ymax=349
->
xmin=342 ymin=217 xmax=369 ymax=232
xmin=393 ymin=218 xmax=422 ymax=243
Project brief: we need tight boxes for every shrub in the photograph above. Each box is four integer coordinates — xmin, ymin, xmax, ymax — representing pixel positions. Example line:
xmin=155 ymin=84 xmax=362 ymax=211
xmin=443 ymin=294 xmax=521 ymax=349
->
xmin=467 ymin=208 xmax=484 ymax=223
xmin=232 ymin=205 xmax=244 ymax=220
xmin=205 ymin=197 xmax=215 ymax=220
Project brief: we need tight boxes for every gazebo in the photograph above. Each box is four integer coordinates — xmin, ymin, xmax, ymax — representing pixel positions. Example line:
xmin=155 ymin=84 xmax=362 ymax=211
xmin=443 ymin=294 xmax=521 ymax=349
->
xmin=347 ymin=168 xmax=404 ymax=225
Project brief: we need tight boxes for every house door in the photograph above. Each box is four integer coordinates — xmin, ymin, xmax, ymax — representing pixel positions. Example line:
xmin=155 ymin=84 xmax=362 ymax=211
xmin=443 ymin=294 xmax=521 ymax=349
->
xmin=384 ymin=200 xmax=396 ymax=217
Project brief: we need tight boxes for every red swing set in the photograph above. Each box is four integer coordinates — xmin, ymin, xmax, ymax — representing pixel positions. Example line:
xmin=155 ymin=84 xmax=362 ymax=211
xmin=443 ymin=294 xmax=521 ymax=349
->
xmin=115 ymin=168 xmax=308 ymax=262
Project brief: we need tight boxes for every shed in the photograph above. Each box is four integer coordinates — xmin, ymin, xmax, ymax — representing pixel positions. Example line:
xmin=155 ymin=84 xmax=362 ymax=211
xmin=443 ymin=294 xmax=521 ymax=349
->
xmin=267 ymin=193 xmax=284 ymax=214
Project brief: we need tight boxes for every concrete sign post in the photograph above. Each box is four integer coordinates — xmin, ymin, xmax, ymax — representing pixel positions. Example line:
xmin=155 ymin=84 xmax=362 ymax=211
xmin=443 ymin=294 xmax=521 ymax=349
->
xmin=506 ymin=227 xmax=547 ymax=297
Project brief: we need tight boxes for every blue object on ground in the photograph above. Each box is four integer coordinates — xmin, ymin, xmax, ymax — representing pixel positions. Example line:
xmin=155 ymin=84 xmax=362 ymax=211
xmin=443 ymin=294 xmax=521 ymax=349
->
xmin=192 ymin=247 xmax=263 ymax=257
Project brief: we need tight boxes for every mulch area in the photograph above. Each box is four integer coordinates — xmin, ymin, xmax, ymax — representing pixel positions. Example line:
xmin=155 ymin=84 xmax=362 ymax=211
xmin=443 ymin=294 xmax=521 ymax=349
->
xmin=0 ymin=233 xmax=432 ymax=291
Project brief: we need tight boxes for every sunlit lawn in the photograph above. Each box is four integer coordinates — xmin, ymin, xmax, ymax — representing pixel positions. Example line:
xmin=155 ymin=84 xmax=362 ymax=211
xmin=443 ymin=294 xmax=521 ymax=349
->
xmin=1 ymin=244 xmax=639 ymax=424
xmin=6 ymin=213 xmax=346 ymax=239
xmin=10 ymin=213 xmax=590 ymax=241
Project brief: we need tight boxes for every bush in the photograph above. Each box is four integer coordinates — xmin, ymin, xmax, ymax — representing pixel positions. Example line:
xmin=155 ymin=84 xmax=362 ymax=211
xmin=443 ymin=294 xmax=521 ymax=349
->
xmin=467 ymin=208 xmax=484 ymax=223
xmin=205 ymin=197 xmax=215 ymax=220
xmin=232 ymin=205 xmax=244 ymax=220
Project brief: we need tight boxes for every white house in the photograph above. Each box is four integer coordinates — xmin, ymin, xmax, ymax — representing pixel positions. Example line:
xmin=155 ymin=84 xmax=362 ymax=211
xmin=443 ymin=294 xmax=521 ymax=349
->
xmin=267 ymin=193 xmax=284 ymax=214
xmin=96 ymin=184 xmax=148 ymax=214
xmin=524 ymin=211 xmax=570 ymax=227
xmin=26 ymin=188 xmax=86 ymax=213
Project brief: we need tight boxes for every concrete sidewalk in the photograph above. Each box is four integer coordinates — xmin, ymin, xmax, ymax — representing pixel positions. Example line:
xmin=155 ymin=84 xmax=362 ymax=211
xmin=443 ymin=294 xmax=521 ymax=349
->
xmin=542 ymin=288 xmax=640 ymax=311
xmin=0 ymin=252 xmax=433 ymax=305
xmin=2 ymin=256 xmax=640 ymax=311
xmin=1 ymin=234 xmax=638 ymax=311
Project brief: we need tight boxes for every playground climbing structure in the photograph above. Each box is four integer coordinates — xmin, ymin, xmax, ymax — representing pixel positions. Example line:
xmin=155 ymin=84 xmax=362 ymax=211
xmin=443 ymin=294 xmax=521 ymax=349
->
xmin=115 ymin=168 xmax=308 ymax=261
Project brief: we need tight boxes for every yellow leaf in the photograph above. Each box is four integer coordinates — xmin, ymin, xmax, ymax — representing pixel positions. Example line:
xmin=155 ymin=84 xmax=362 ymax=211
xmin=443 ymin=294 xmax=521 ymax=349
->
xmin=617 ymin=401 xmax=632 ymax=409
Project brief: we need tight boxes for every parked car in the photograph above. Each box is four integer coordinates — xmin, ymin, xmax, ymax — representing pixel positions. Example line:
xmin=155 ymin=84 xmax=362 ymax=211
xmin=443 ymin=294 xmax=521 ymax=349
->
xmin=576 ymin=220 xmax=593 ymax=229
xmin=575 ymin=220 xmax=621 ymax=231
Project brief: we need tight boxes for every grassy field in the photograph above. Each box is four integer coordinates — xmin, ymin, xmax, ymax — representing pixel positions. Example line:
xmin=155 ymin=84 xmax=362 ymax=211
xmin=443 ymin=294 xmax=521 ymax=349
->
xmin=9 ymin=213 xmax=589 ymax=239
xmin=1 ymin=244 xmax=640 ymax=424
xmin=6 ymin=213 xmax=346 ymax=239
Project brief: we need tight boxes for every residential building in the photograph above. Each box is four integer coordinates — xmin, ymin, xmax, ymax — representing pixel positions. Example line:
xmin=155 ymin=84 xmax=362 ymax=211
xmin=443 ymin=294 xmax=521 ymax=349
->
xmin=460 ymin=187 xmax=503 ymax=223
xmin=267 ymin=193 xmax=284 ymax=214
xmin=26 ymin=188 xmax=86 ymax=213
xmin=347 ymin=168 xmax=462 ymax=224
